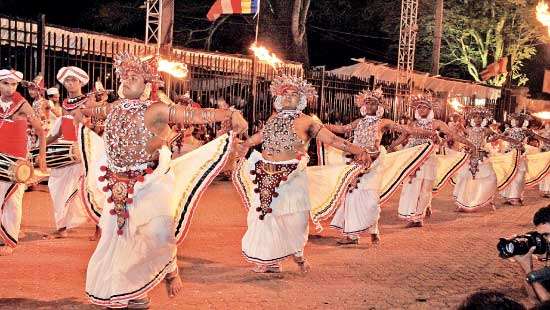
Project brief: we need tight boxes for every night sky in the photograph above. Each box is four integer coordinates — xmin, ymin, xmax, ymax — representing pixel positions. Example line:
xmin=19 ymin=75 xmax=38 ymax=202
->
xmin=1 ymin=0 xmax=549 ymax=97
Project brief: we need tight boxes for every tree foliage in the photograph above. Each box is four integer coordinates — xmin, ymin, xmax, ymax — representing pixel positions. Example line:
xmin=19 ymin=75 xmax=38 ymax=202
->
xmin=441 ymin=0 xmax=544 ymax=86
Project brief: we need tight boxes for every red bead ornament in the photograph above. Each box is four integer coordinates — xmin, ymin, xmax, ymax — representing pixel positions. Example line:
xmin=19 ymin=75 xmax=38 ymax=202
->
xmin=126 ymin=198 xmax=133 ymax=204
xmin=121 ymin=210 xmax=130 ymax=219
xmin=254 ymin=188 xmax=260 ymax=193
xmin=103 ymin=186 xmax=110 ymax=192
xmin=250 ymin=170 xmax=256 ymax=175
xmin=255 ymin=207 xmax=262 ymax=212
xmin=127 ymin=187 xmax=134 ymax=194
xmin=107 ymin=197 xmax=114 ymax=203
xmin=281 ymin=176 xmax=288 ymax=181
xmin=273 ymin=192 xmax=279 ymax=198
xmin=109 ymin=209 xmax=116 ymax=215
xmin=145 ymin=167 xmax=153 ymax=174
xmin=136 ymin=175 xmax=145 ymax=182
xmin=117 ymin=229 xmax=123 ymax=235
xmin=266 ymin=208 xmax=273 ymax=213
xmin=98 ymin=176 xmax=106 ymax=182
xmin=100 ymin=166 xmax=108 ymax=172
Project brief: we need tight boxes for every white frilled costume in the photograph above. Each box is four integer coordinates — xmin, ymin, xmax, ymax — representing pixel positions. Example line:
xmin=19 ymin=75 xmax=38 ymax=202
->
xmin=79 ymin=108 xmax=233 ymax=308
xmin=538 ymin=126 xmax=550 ymax=196
xmin=498 ymin=116 xmax=550 ymax=204
xmin=397 ymin=94 xmax=469 ymax=224
xmin=317 ymin=141 xmax=434 ymax=235
xmin=232 ymin=75 xmax=363 ymax=268
xmin=0 ymin=69 xmax=28 ymax=250
xmin=313 ymin=89 xmax=436 ymax=237
xmin=44 ymin=67 xmax=94 ymax=231
xmin=451 ymin=108 xmax=520 ymax=211
xmin=80 ymin=53 xmax=235 ymax=308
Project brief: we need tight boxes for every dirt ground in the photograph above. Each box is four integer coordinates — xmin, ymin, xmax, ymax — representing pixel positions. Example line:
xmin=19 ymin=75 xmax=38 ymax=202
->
xmin=0 ymin=181 xmax=548 ymax=309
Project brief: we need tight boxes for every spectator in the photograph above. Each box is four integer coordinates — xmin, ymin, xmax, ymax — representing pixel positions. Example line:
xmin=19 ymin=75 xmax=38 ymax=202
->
xmin=457 ymin=290 xmax=525 ymax=310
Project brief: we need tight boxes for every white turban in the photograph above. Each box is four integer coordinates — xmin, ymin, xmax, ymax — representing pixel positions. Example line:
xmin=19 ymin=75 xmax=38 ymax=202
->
xmin=56 ymin=66 xmax=89 ymax=85
xmin=0 ymin=69 xmax=23 ymax=82
xmin=46 ymin=87 xmax=59 ymax=96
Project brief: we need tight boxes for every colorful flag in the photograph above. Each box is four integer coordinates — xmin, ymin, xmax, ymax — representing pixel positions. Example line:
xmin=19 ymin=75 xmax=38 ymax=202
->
xmin=207 ymin=0 xmax=259 ymax=21
xmin=480 ymin=55 xmax=512 ymax=81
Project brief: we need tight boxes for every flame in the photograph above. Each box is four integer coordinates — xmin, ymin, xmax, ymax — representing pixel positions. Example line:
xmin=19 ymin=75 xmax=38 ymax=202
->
xmin=250 ymin=44 xmax=282 ymax=68
xmin=158 ymin=59 xmax=188 ymax=79
xmin=449 ymin=98 xmax=463 ymax=112
xmin=533 ymin=111 xmax=550 ymax=120
xmin=537 ymin=1 xmax=550 ymax=36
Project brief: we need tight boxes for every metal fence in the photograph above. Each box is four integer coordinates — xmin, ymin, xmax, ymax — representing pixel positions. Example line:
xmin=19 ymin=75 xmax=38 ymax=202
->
xmin=1 ymin=14 xmax=511 ymax=127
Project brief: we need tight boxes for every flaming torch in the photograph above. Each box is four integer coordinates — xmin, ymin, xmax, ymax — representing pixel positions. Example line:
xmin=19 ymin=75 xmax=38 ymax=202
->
xmin=537 ymin=1 xmax=550 ymax=36
xmin=148 ymin=56 xmax=188 ymax=102
xmin=532 ymin=111 xmax=550 ymax=121
xmin=250 ymin=43 xmax=282 ymax=69
xmin=449 ymin=98 xmax=464 ymax=113
xmin=158 ymin=59 xmax=189 ymax=79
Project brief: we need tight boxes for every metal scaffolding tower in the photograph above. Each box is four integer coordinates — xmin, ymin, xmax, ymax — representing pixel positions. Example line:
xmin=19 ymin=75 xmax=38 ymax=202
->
xmin=145 ymin=0 xmax=162 ymax=47
xmin=395 ymin=0 xmax=419 ymax=118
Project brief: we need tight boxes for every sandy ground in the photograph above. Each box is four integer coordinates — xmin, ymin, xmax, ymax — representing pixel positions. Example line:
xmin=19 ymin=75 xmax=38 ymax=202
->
xmin=0 ymin=180 xmax=548 ymax=309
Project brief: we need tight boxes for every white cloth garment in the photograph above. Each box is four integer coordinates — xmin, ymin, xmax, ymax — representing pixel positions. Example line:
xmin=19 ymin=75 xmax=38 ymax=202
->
xmin=48 ymin=164 xmax=89 ymax=230
xmin=82 ymin=127 xmax=234 ymax=308
xmin=329 ymin=157 xmax=382 ymax=236
xmin=0 ymin=181 xmax=25 ymax=248
xmin=398 ymin=155 xmax=437 ymax=222
xmin=453 ymin=157 xmax=497 ymax=210
xmin=500 ymin=157 xmax=527 ymax=201
xmin=239 ymin=151 xmax=310 ymax=265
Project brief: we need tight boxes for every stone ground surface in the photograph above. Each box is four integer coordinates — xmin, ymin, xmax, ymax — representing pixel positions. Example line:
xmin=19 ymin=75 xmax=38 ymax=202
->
xmin=0 ymin=181 xmax=548 ymax=309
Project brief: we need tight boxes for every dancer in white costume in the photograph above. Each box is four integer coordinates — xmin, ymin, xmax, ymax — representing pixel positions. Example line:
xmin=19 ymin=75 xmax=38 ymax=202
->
xmin=537 ymin=121 xmax=550 ymax=197
xmin=395 ymin=92 xmax=475 ymax=227
xmin=500 ymin=113 xmax=550 ymax=205
xmin=452 ymin=106 xmax=521 ymax=211
xmin=0 ymin=69 xmax=47 ymax=256
xmin=46 ymin=66 xmax=97 ymax=238
xmin=79 ymin=52 xmax=248 ymax=308
xmin=233 ymin=75 xmax=370 ymax=273
xmin=324 ymin=88 xmax=435 ymax=245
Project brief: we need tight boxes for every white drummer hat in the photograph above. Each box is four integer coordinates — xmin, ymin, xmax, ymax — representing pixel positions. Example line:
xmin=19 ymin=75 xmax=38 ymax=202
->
xmin=46 ymin=87 xmax=60 ymax=96
xmin=56 ymin=66 xmax=89 ymax=85
xmin=0 ymin=69 xmax=23 ymax=82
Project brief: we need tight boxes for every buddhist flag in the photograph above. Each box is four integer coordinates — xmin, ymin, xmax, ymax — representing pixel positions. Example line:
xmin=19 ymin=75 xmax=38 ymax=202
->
xmin=480 ymin=55 xmax=512 ymax=81
xmin=207 ymin=0 xmax=260 ymax=21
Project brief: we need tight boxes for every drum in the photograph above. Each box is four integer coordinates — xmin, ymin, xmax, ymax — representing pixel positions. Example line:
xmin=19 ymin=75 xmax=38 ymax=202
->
xmin=32 ymin=141 xmax=81 ymax=169
xmin=0 ymin=153 xmax=34 ymax=183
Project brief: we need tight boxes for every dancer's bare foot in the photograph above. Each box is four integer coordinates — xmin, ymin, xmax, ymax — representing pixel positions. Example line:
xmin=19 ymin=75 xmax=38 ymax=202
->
xmin=127 ymin=297 xmax=150 ymax=309
xmin=425 ymin=208 xmax=432 ymax=218
xmin=89 ymin=226 xmax=101 ymax=241
xmin=405 ymin=221 xmax=423 ymax=228
xmin=53 ymin=228 xmax=68 ymax=239
xmin=371 ymin=234 xmax=380 ymax=245
xmin=336 ymin=236 xmax=358 ymax=245
xmin=0 ymin=246 xmax=14 ymax=256
xmin=164 ymin=270 xmax=183 ymax=298
xmin=293 ymin=256 xmax=310 ymax=273
xmin=252 ymin=264 xmax=282 ymax=273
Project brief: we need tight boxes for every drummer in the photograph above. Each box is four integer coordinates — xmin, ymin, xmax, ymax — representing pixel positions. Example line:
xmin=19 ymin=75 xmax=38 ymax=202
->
xmin=0 ymin=68 xmax=47 ymax=256
xmin=46 ymin=66 xmax=96 ymax=239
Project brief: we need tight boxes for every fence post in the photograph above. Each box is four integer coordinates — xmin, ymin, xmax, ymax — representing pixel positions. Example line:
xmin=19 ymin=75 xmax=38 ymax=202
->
xmin=318 ymin=66 xmax=325 ymax=118
xmin=37 ymin=14 xmax=46 ymax=77
xmin=250 ymin=57 xmax=257 ymax=135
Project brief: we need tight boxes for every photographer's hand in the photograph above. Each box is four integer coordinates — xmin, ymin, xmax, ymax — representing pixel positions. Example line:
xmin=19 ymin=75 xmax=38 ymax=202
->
xmin=514 ymin=246 xmax=536 ymax=274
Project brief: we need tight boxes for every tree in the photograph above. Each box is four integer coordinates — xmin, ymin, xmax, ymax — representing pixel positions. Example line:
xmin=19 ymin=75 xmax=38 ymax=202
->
xmin=258 ymin=0 xmax=311 ymax=65
xmin=441 ymin=0 xmax=544 ymax=86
